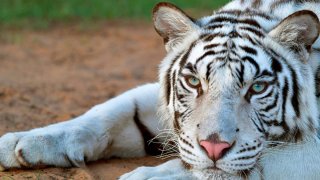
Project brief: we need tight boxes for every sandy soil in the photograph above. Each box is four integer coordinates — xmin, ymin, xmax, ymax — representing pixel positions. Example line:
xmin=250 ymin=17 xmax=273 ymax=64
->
xmin=0 ymin=22 xmax=168 ymax=179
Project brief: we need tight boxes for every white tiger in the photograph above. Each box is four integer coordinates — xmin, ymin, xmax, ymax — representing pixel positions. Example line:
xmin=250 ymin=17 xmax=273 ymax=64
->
xmin=1 ymin=0 xmax=320 ymax=179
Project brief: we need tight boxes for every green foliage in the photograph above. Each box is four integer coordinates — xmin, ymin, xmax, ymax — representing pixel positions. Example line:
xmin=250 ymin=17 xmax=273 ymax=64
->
xmin=0 ymin=0 xmax=229 ymax=28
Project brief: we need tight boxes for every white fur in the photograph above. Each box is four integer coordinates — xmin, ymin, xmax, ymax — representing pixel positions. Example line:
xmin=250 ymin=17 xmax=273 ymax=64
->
xmin=120 ymin=159 xmax=194 ymax=180
xmin=0 ymin=83 xmax=162 ymax=169
xmin=249 ymin=138 xmax=320 ymax=180
xmin=0 ymin=1 xmax=320 ymax=180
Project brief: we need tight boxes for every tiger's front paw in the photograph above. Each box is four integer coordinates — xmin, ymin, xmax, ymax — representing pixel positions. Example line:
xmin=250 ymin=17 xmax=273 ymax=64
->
xmin=0 ymin=126 xmax=98 ymax=171
xmin=0 ymin=133 xmax=22 ymax=170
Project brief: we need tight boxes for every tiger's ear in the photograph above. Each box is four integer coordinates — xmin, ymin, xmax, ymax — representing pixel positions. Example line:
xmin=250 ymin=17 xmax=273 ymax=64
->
xmin=153 ymin=2 xmax=198 ymax=52
xmin=268 ymin=10 xmax=320 ymax=57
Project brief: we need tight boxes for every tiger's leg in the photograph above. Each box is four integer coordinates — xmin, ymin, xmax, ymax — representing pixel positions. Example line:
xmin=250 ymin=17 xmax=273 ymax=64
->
xmin=0 ymin=83 xmax=163 ymax=170
xmin=119 ymin=159 xmax=194 ymax=180
xmin=119 ymin=158 xmax=240 ymax=180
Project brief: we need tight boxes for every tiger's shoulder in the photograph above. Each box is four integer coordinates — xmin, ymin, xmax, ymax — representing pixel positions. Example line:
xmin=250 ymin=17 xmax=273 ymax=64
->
xmin=250 ymin=139 xmax=320 ymax=179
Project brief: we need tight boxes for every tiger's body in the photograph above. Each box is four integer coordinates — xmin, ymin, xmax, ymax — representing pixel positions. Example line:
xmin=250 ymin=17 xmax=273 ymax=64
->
xmin=0 ymin=0 xmax=320 ymax=179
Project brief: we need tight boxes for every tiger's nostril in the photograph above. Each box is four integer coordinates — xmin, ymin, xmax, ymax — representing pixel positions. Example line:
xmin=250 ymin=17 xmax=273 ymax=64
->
xmin=199 ymin=133 xmax=232 ymax=161
xmin=200 ymin=140 xmax=231 ymax=161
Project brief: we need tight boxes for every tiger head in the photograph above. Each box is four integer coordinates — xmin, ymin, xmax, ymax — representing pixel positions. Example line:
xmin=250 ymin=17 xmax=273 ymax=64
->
xmin=153 ymin=2 xmax=320 ymax=178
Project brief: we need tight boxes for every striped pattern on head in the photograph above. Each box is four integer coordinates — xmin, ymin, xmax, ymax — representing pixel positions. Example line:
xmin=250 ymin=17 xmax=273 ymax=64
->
xmin=154 ymin=1 xmax=320 ymax=177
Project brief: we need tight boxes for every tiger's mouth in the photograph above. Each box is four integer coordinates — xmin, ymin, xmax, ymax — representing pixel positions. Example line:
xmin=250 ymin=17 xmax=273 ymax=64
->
xmin=184 ymin=141 xmax=263 ymax=178
xmin=184 ymin=154 xmax=258 ymax=178
xmin=179 ymin=134 xmax=264 ymax=177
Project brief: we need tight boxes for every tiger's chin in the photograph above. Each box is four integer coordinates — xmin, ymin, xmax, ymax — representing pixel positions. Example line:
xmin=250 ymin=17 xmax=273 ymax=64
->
xmin=192 ymin=168 xmax=243 ymax=180
xmin=191 ymin=162 xmax=255 ymax=180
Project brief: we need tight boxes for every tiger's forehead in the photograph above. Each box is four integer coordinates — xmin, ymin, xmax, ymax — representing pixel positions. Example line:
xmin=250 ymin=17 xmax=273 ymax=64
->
xmin=181 ymin=28 xmax=273 ymax=83
xmin=175 ymin=8 xmax=280 ymax=83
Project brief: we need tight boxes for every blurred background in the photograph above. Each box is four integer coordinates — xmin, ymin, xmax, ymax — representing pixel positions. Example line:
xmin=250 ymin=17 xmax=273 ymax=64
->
xmin=1 ymin=0 xmax=229 ymax=29
xmin=0 ymin=1 xmax=227 ymax=178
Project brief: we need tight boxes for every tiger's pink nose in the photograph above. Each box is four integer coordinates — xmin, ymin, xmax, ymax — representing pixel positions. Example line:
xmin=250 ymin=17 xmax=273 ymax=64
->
xmin=200 ymin=140 xmax=231 ymax=161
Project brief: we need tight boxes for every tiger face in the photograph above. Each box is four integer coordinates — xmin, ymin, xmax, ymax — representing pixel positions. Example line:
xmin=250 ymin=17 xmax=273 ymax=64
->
xmin=154 ymin=2 xmax=320 ymax=177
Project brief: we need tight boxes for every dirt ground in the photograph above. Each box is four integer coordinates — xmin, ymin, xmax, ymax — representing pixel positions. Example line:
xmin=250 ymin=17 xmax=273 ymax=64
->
xmin=0 ymin=22 xmax=168 ymax=179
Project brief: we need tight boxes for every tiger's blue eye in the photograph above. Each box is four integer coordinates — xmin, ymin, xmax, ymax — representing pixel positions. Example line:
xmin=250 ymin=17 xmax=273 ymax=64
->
xmin=186 ymin=76 xmax=201 ymax=88
xmin=250 ymin=82 xmax=267 ymax=94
